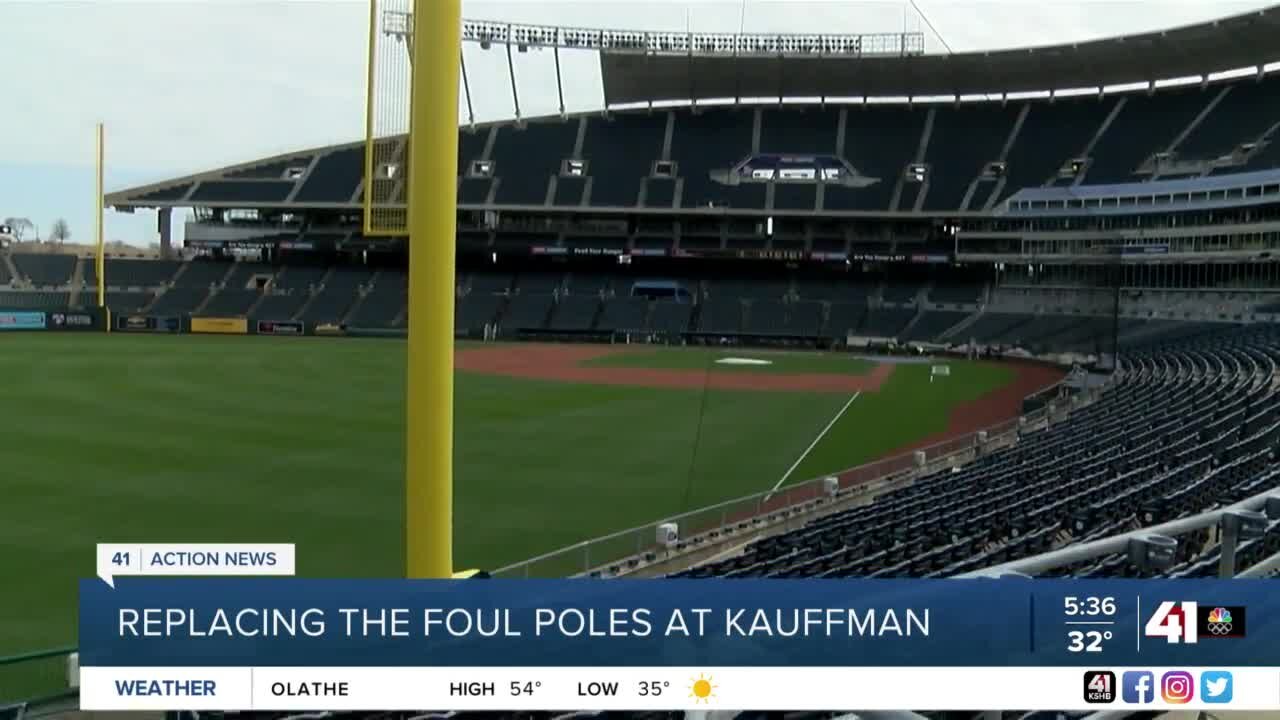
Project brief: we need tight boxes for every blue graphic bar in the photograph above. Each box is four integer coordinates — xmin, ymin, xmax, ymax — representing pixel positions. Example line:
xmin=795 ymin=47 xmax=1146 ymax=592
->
xmin=79 ymin=578 xmax=1278 ymax=667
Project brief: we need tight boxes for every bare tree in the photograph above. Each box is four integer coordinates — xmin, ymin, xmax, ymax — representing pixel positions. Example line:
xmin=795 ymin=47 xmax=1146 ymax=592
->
xmin=2 ymin=217 xmax=34 ymax=241
xmin=49 ymin=218 xmax=71 ymax=246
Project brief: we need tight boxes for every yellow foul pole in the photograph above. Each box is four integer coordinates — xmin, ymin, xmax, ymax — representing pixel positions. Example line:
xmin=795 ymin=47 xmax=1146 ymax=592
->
xmin=95 ymin=122 xmax=105 ymax=309
xmin=404 ymin=0 xmax=460 ymax=578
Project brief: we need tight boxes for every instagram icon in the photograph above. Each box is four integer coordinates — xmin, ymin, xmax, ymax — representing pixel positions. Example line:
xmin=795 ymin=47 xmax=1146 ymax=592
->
xmin=1162 ymin=671 xmax=1195 ymax=704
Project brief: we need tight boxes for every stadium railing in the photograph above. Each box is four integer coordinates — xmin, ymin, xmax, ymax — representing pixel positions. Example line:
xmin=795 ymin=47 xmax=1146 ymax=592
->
xmin=493 ymin=375 xmax=1096 ymax=579
xmin=955 ymin=486 xmax=1280 ymax=579
xmin=0 ymin=646 xmax=76 ymax=707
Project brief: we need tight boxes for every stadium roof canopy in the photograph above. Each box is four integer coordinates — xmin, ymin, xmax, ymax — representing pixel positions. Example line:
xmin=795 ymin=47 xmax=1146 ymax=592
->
xmin=107 ymin=5 xmax=1280 ymax=211
xmin=601 ymin=4 xmax=1280 ymax=104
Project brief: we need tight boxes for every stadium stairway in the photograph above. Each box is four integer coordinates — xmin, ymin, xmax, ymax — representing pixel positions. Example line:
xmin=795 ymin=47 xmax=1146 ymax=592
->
xmin=342 ymin=269 xmax=382 ymax=324
xmin=167 ymin=261 xmax=191 ymax=286
xmin=290 ymin=267 xmax=335 ymax=321
xmin=67 ymin=259 xmax=86 ymax=308
xmin=936 ymin=309 xmax=983 ymax=343
xmin=0 ymin=254 xmax=17 ymax=286
xmin=341 ymin=288 xmax=370 ymax=326
xmin=894 ymin=307 xmax=926 ymax=342
xmin=190 ymin=289 xmax=216 ymax=315
xmin=245 ymin=292 xmax=269 ymax=318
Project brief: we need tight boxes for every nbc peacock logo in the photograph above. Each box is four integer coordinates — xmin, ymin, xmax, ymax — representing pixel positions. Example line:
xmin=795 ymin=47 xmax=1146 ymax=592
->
xmin=1199 ymin=605 xmax=1247 ymax=639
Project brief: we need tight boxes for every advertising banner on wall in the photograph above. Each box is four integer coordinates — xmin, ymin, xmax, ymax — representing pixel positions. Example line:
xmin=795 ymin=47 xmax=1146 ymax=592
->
xmin=191 ymin=317 xmax=249 ymax=335
xmin=117 ymin=315 xmax=181 ymax=333
xmin=0 ymin=311 xmax=47 ymax=330
xmin=48 ymin=311 xmax=99 ymax=331
xmin=257 ymin=320 xmax=304 ymax=336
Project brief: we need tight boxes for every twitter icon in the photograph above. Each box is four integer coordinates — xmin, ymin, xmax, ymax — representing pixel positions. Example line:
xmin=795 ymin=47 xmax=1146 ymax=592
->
xmin=1201 ymin=671 xmax=1233 ymax=704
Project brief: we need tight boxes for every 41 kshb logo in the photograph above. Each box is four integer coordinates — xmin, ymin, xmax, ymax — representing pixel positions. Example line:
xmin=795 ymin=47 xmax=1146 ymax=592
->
xmin=1144 ymin=602 xmax=1247 ymax=643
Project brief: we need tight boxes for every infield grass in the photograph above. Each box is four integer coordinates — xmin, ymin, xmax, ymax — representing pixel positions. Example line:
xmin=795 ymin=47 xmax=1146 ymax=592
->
xmin=2 ymin=334 xmax=1014 ymax=664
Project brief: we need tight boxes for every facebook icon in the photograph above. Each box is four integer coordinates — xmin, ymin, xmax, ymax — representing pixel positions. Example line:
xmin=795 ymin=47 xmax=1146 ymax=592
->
xmin=1122 ymin=671 xmax=1155 ymax=704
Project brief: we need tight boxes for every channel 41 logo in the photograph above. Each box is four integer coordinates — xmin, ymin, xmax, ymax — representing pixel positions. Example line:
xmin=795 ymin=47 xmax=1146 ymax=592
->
xmin=1144 ymin=601 xmax=1247 ymax=643
xmin=1083 ymin=671 xmax=1116 ymax=703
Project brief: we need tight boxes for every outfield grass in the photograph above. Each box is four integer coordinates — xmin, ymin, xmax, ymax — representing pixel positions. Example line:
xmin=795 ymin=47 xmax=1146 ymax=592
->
xmin=785 ymin=360 xmax=1013 ymax=481
xmin=1 ymin=334 xmax=1013 ymax=658
xmin=581 ymin=347 xmax=878 ymax=375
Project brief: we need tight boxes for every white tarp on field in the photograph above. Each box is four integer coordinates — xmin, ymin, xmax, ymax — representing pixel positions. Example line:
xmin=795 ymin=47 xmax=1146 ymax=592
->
xmin=716 ymin=357 xmax=773 ymax=366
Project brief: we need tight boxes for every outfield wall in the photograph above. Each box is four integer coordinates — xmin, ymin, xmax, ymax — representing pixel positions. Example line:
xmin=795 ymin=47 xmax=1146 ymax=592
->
xmin=0 ymin=309 xmax=104 ymax=332
xmin=0 ymin=308 xmax=359 ymax=338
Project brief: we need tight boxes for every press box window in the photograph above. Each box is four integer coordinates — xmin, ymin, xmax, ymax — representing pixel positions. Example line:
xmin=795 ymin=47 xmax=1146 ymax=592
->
xmin=652 ymin=160 xmax=677 ymax=178
xmin=561 ymin=159 xmax=587 ymax=178
xmin=469 ymin=160 xmax=494 ymax=178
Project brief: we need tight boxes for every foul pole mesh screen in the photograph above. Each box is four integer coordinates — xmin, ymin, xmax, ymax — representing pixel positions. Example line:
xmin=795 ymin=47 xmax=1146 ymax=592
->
xmin=363 ymin=0 xmax=413 ymax=236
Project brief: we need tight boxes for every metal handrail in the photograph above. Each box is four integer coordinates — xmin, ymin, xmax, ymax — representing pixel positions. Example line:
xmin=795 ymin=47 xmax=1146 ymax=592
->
xmin=491 ymin=417 xmax=1024 ymax=576
xmin=0 ymin=645 xmax=77 ymax=706
xmin=0 ymin=647 xmax=75 ymax=666
xmin=1238 ymin=546 xmax=1280 ymax=578
xmin=957 ymin=486 xmax=1280 ymax=578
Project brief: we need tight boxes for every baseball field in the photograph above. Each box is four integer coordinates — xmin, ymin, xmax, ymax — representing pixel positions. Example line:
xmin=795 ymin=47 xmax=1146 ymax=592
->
xmin=0 ymin=333 xmax=1061 ymax=657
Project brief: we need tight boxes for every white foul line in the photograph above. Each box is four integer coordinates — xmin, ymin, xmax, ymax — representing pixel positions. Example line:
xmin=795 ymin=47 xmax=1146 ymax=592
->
xmin=768 ymin=390 xmax=861 ymax=496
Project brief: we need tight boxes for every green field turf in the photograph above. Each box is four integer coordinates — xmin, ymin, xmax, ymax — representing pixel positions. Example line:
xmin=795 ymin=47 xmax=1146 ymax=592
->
xmin=0 ymin=334 xmax=1013 ymax=661
xmin=581 ymin=347 xmax=878 ymax=375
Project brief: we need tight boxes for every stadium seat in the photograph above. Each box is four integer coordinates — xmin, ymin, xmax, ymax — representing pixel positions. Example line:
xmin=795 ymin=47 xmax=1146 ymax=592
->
xmin=675 ymin=325 xmax=1280 ymax=580
xmin=12 ymin=254 xmax=75 ymax=286
xmin=0 ymin=290 xmax=69 ymax=309
xmin=582 ymin=114 xmax=666 ymax=208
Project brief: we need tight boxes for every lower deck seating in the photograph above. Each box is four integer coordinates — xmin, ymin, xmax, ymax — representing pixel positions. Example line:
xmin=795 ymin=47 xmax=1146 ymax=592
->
xmin=105 ymin=292 xmax=153 ymax=314
xmin=826 ymin=302 xmax=867 ymax=338
xmin=200 ymin=289 xmax=260 ymax=316
xmin=649 ymin=301 xmax=693 ymax=335
xmin=12 ymin=254 xmax=75 ymax=286
xmin=860 ymin=307 xmax=916 ymax=337
xmin=501 ymin=294 xmax=555 ymax=332
xmin=548 ymin=295 xmax=600 ymax=331
xmin=902 ymin=310 xmax=970 ymax=342
xmin=0 ymin=290 xmax=70 ymax=309
xmin=597 ymin=296 xmax=649 ymax=332
xmin=962 ymin=312 xmax=1036 ymax=344
xmin=176 ymin=261 xmax=232 ymax=288
xmin=144 ymin=287 xmax=209 ymax=315
xmin=299 ymin=269 xmax=369 ymax=324
xmin=697 ymin=297 xmax=743 ymax=334
xmin=349 ymin=282 xmax=404 ymax=328
xmin=676 ymin=325 xmax=1280 ymax=580
xmin=251 ymin=293 xmax=307 ymax=321
xmin=456 ymin=294 xmax=504 ymax=333
xmin=94 ymin=259 xmax=182 ymax=288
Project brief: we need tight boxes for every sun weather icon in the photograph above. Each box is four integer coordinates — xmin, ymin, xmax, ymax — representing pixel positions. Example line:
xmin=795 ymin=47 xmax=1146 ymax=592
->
xmin=689 ymin=673 xmax=717 ymax=703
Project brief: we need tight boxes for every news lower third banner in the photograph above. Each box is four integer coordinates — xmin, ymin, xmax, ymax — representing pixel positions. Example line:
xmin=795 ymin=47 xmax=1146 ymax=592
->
xmin=80 ymin=578 xmax=1280 ymax=711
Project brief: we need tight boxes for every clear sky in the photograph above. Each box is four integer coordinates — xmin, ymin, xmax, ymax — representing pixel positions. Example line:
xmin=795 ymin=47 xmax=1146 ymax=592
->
xmin=0 ymin=0 xmax=1272 ymax=246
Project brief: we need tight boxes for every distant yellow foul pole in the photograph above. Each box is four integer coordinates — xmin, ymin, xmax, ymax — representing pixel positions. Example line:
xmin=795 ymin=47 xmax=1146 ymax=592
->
xmin=404 ymin=0 xmax=460 ymax=578
xmin=95 ymin=122 xmax=105 ymax=310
